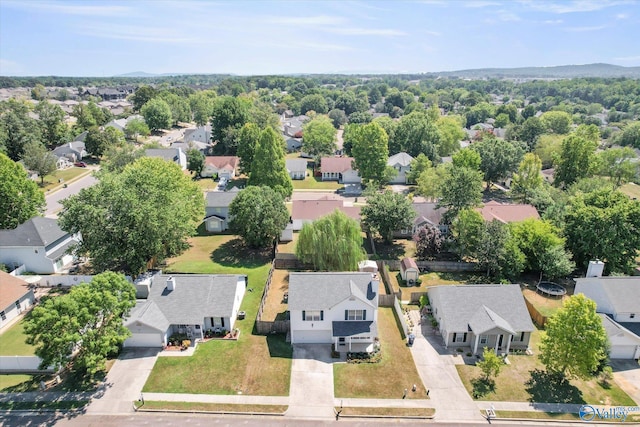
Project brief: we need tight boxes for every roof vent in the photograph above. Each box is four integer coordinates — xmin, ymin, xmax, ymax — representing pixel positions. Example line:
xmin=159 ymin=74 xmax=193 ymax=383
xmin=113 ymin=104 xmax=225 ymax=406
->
xmin=166 ymin=276 xmax=176 ymax=291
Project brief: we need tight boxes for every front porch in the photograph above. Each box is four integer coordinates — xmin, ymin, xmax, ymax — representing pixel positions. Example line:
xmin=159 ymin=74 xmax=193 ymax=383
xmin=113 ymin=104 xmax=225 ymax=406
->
xmin=332 ymin=320 xmax=377 ymax=353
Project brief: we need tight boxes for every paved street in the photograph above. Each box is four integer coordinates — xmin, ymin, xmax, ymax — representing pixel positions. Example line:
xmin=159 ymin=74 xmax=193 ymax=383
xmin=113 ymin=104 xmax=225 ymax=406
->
xmin=44 ymin=172 xmax=97 ymax=216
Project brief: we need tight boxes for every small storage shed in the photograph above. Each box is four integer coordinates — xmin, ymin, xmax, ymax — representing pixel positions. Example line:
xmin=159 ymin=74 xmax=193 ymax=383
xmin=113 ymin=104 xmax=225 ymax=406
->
xmin=400 ymin=257 xmax=419 ymax=284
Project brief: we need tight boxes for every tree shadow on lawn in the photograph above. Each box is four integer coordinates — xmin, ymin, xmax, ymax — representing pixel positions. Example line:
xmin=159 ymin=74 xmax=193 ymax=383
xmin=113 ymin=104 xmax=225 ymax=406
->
xmin=374 ymin=240 xmax=408 ymax=260
xmin=211 ymin=238 xmax=272 ymax=268
xmin=266 ymin=334 xmax=292 ymax=359
xmin=525 ymin=369 xmax=585 ymax=404
xmin=471 ymin=377 xmax=496 ymax=399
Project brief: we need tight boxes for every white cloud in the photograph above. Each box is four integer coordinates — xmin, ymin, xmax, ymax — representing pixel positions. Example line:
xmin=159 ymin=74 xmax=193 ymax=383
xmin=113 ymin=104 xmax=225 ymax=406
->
xmin=463 ymin=1 xmax=501 ymax=8
xmin=519 ymin=0 xmax=634 ymax=14
xmin=424 ymin=30 xmax=442 ymax=36
xmin=326 ymin=28 xmax=407 ymax=36
xmin=3 ymin=0 xmax=130 ymax=16
xmin=77 ymin=24 xmax=199 ymax=44
xmin=291 ymin=41 xmax=355 ymax=52
xmin=498 ymin=10 xmax=522 ymax=21
xmin=543 ymin=19 xmax=564 ymax=24
xmin=616 ymin=13 xmax=629 ymax=19
xmin=266 ymin=15 xmax=347 ymax=26
xmin=614 ymin=55 xmax=640 ymax=61
xmin=564 ymin=25 xmax=607 ymax=32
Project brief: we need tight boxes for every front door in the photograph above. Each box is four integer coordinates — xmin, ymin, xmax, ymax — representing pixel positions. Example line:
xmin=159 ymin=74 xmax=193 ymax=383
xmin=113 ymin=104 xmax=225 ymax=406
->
xmin=497 ymin=335 xmax=504 ymax=349
xmin=211 ymin=317 xmax=225 ymax=329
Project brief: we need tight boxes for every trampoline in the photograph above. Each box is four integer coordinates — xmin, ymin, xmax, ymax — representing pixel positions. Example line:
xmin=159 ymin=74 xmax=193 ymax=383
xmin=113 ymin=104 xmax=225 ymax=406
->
xmin=536 ymin=281 xmax=566 ymax=298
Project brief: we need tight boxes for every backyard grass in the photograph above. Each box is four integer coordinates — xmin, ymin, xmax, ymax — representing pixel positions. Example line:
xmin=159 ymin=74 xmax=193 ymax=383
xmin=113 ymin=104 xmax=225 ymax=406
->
xmin=398 ymin=271 xmax=473 ymax=302
xmin=456 ymin=328 xmax=636 ymax=406
xmin=337 ymin=407 xmax=435 ymax=417
xmin=292 ymin=172 xmax=342 ymax=190
xmin=373 ymin=239 xmax=415 ymax=260
xmin=40 ymin=167 xmax=90 ymax=192
xmin=620 ymin=182 xmax=640 ymax=200
xmin=261 ymin=269 xmax=289 ymax=321
xmin=334 ymin=308 xmax=427 ymax=400
xmin=522 ymin=288 xmax=566 ymax=318
xmin=0 ymin=321 xmax=36 ymax=356
xmin=137 ymin=401 xmax=288 ymax=413
xmin=276 ymin=233 xmax=298 ymax=254
xmin=145 ymin=234 xmax=292 ymax=396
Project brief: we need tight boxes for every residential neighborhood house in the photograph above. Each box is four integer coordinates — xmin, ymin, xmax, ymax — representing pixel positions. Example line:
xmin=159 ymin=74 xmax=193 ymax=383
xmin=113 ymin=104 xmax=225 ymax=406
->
xmin=291 ymin=197 xmax=361 ymax=231
xmin=286 ymin=158 xmax=307 ymax=180
xmin=575 ymin=276 xmax=640 ymax=359
xmin=288 ymin=272 xmax=379 ymax=352
xmin=387 ymin=152 xmax=414 ymax=184
xmin=201 ymin=156 xmax=240 ymax=179
xmin=52 ymin=141 xmax=87 ymax=164
xmin=0 ymin=217 xmax=80 ymax=274
xmin=145 ymin=147 xmax=187 ymax=170
xmin=0 ymin=272 xmax=35 ymax=330
xmin=203 ymin=189 xmax=240 ymax=233
xmin=124 ymin=273 xmax=247 ymax=348
xmin=476 ymin=201 xmax=540 ymax=223
xmin=320 ymin=157 xmax=361 ymax=184
xmin=428 ymin=284 xmax=535 ymax=355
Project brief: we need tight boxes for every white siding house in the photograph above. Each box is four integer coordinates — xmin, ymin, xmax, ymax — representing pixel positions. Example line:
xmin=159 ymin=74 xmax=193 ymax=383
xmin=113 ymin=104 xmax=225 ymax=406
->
xmin=0 ymin=272 xmax=35 ymax=330
xmin=387 ymin=152 xmax=414 ymax=184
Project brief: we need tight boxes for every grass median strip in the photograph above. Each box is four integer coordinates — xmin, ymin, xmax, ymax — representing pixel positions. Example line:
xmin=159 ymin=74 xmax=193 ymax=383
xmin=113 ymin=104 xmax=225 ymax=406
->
xmin=337 ymin=407 xmax=435 ymax=417
xmin=136 ymin=401 xmax=287 ymax=414
xmin=0 ymin=401 xmax=89 ymax=411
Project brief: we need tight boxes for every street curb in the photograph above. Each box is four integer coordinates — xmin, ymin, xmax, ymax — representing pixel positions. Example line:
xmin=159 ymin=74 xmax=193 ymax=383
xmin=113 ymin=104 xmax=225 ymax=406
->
xmin=333 ymin=407 xmax=435 ymax=420
xmin=493 ymin=417 xmax=640 ymax=424
xmin=135 ymin=408 xmax=286 ymax=417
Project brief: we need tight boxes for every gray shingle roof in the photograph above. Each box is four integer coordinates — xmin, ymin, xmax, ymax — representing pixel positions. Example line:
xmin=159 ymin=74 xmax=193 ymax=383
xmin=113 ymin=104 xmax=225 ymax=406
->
xmin=130 ymin=274 xmax=246 ymax=326
xmin=205 ymin=190 xmax=240 ymax=208
xmin=145 ymin=148 xmax=180 ymax=162
xmin=0 ymin=217 xmax=68 ymax=247
xmin=599 ymin=314 xmax=640 ymax=340
xmin=575 ymin=277 xmax=640 ymax=314
xmin=125 ymin=300 xmax=170 ymax=331
xmin=428 ymin=285 xmax=534 ymax=334
xmin=286 ymin=158 xmax=307 ymax=172
xmin=288 ymin=272 xmax=378 ymax=311
xmin=333 ymin=321 xmax=374 ymax=337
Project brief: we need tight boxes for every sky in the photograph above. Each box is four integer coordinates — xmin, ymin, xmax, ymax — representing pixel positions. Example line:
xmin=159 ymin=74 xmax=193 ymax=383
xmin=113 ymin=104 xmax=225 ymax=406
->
xmin=1 ymin=0 xmax=639 ymax=76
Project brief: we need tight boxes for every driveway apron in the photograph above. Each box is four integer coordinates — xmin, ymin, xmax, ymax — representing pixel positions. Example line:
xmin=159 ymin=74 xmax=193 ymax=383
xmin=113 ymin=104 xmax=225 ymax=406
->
xmin=86 ymin=347 xmax=159 ymax=414
xmin=286 ymin=344 xmax=335 ymax=419
xmin=409 ymin=313 xmax=483 ymax=421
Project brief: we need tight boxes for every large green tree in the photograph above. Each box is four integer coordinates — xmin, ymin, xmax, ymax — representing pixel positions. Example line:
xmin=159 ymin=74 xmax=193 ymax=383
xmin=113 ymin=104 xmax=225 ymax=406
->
xmin=472 ymin=137 xmax=524 ymax=189
xmin=451 ymin=208 xmax=484 ymax=260
xmin=100 ymin=144 xmax=144 ymax=174
xmin=0 ymin=153 xmax=45 ymax=229
xmin=24 ymin=272 xmax=136 ymax=377
xmin=476 ymin=220 xmax=525 ymax=280
xmin=361 ymin=190 xmax=415 ymax=243
xmin=141 ymin=98 xmax=172 ymax=131
xmin=302 ymin=115 xmax=337 ymax=163
xmin=435 ymin=116 xmax=464 ymax=156
xmin=85 ymin=126 xmax=125 ymax=158
xmin=614 ymin=121 xmax=640 ymax=149
xmin=539 ymin=294 xmax=608 ymax=379
xmin=511 ymin=153 xmax=543 ymax=203
xmin=597 ymin=147 xmax=638 ymax=187
xmin=22 ymin=141 xmax=57 ymax=185
xmin=554 ymin=134 xmax=598 ymax=188
xmin=540 ymin=111 xmax=572 ymax=134
xmin=248 ymin=127 xmax=293 ymax=198
xmin=131 ymin=85 xmax=157 ymax=111
xmin=229 ymin=186 xmax=289 ymax=248
xmin=35 ymin=102 xmax=68 ymax=149
xmin=351 ymin=122 xmax=390 ymax=186
xmin=300 ymin=94 xmax=328 ymax=115
xmin=296 ymin=210 xmax=366 ymax=271
xmin=236 ymin=122 xmax=261 ymax=175
xmin=437 ymin=165 xmax=483 ymax=219
xmin=124 ymin=117 xmax=150 ymax=142
xmin=564 ymin=189 xmax=640 ymax=274
xmin=186 ymin=148 xmax=205 ymax=176
xmin=59 ymin=157 xmax=204 ymax=275
xmin=210 ymin=96 xmax=251 ymax=155
xmin=392 ymin=111 xmax=441 ymax=160
xmin=0 ymin=103 xmax=41 ymax=161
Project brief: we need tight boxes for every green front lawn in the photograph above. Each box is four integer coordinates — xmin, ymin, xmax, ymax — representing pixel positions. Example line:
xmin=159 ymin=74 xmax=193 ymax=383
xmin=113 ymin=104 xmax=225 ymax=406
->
xmin=144 ymin=234 xmax=292 ymax=396
xmin=334 ymin=308 xmax=427 ymax=399
xmin=0 ymin=400 xmax=89 ymax=411
xmin=456 ymin=328 xmax=636 ymax=406
xmin=41 ymin=167 xmax=90 ymax=192
xmin=292 ymin=172 xmax=342 ymax=190
xmin=137 ymin=401 xmax=288 ymax=413
xmin=0 ymin=321 xmax=36 ymax=356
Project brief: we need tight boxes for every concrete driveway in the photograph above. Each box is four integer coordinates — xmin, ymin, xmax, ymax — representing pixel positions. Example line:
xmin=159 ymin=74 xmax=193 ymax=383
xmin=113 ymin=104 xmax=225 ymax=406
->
xmin=409 ymin=313 xmax=484 ymax=421
xmin=86 ymin=347 xmax=159 ymax=415
xmin=287 ymin=344 xmax=335 ymax=419
xmin=611 ymin=359 xmax=640 ymax=405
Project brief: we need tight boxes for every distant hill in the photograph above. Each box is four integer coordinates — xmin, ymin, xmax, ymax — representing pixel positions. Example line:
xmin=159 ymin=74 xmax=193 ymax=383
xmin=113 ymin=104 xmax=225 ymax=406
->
xmin=434 ymin=63 xmax=640 ymax=79
xmin=115 ymin=71 xmax=159 ymax=78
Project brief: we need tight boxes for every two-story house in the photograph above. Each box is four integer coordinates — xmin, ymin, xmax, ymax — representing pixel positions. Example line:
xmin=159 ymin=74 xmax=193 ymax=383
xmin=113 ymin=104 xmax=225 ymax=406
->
xmin=203 ymin=190 xmax=240 ymax=232
xmin=387 ymin=152 xmax=414 ymax=184
xmin=288 ymin=272 xmax=379 ymax=353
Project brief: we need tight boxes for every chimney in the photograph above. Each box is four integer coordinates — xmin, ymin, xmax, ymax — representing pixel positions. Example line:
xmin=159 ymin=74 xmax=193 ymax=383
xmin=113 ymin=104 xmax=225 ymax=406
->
xmin=586 ymin=260 xmax=604 ymax=278
xmin=166 ymin=276 xmax=176 ymax=291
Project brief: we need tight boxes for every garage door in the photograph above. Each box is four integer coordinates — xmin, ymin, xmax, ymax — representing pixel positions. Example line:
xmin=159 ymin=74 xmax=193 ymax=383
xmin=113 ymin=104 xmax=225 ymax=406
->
xmin=610 ymin=345 xmax=638 ymax=359
xmin=291 ymin=330 xmax=332 ymax=344
xmin=124 ymin=333 xmax=163 ymax=348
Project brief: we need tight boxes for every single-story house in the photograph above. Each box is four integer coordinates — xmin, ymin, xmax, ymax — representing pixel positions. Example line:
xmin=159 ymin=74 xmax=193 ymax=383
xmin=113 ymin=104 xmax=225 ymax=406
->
xmin=575 ymin=276 xmax=640 ymax=359
xmin=400 ymin=257 xmax=419 ymax=284
xmin=285 ymin=137 xmax=302 ymax=153
xmin=201 ymin=156 xmax=240 ymax=179
xmin=395 ymin=202 xmax=447 ymax=237
xmin=0 ymin=272 xmax=35 ymax=330
xmin=286 ymin=158 xmax=307 ymax=180
xmin=145 ymin=148 xmax=187 ymax=170
xmin=387 ymin=152 xmax=414 ymax=184
xmin=124 ymin=273 xmax=247 ymax=348
xmin=52 ymin=141 xmax=87 ymax=163
xmin=288 ymin=272 xmax=379 ymax=352
xmin=0 ymin=217 xmax=80 ymax=274
xmin=203 ymin=189 xmax=240 ymax=233
xmin=475 ymin=201 xmax=540 ymax=223
xmin=428 ymin=284 xmax=535 ymax=355
xmin=171 ymin=140 xmax=210 ymax=155
xmin=321 ymin=157 xmax=361 ymax=184
xmin=291 ymin=197 xmax=361 ymax=231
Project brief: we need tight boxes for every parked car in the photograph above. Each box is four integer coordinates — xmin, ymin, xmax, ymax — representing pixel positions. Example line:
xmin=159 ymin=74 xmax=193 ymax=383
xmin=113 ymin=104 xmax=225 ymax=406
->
xmin=74 ymin=162 xmax=87 ymax=167
xmin=218 ymin=177 xmax=228 ymax=189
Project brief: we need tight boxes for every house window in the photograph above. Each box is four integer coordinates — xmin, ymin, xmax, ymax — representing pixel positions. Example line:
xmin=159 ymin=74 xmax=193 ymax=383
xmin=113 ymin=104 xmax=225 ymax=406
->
xmin=303 ymin=310 xmax=323 ymax=321
xmin=0 ymin=311 xmax=5 ymax=321
xmin=15 ymin=301 xmax=20 ymax=310
xmin=513 ymin=332 xmax=525 ymax=342
xmin=346 ymin=310 xmax=365 ymax=321
xmin=453 ymin=332 xmax=467 ymax=343
xmin=479 ymin=335 xmax=488 ymax=344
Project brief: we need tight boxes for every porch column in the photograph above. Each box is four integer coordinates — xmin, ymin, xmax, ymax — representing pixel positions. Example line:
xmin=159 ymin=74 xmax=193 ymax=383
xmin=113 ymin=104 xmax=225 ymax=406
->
xmin=444 ymin=333 xmax=449 ymax=348
xmin=349 ymin=338 xmax=352 ymax=352
xmin=505 ymin=334 xmax=512 ymax=354
xmin=494 ymin=335 xmax=500 ymax=353
xmin=473 ymin=334 xmax=480 ymax=355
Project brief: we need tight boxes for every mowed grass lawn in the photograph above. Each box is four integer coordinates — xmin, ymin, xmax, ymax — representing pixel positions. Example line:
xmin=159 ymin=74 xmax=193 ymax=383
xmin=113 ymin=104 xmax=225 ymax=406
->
xmin=0 ymin=321 xmax=35 ymax=356
xmin=292 ymin=172 xmax=342 ymax=190
xmin=143 ymin=234 xmax=292 ymax=396
xmin=522 ymin=288 xmax=566 ymax=318
xmin=41 ymin=167 xmax=90 ymax=192
xmin=334 ymin=308 xmax=428 ymax=399
xmin=619 ymin=182 xmax=640 ymax=200
xmin=456 ymin=328 xmax=636 ymax=406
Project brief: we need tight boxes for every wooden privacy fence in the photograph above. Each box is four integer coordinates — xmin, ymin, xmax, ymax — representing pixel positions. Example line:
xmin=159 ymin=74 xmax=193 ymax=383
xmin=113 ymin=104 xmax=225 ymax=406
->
xmin=255 ymin=320 xmax=290 ymax=335
xmin=378 ymin=294 xmax=396 ymax=307
xmin=524 ymin=297 xmax=547 ymax=327
xmin=383 ymin=259 xmax=480 ymax=273
xmin=410 ymin=291 xmax=429 ymax=305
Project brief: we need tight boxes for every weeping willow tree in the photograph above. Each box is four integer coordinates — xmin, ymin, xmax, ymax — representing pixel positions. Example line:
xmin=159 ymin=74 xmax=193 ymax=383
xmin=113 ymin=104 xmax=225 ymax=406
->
xmin=296 ymin=210 xmax=367 ymax=271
